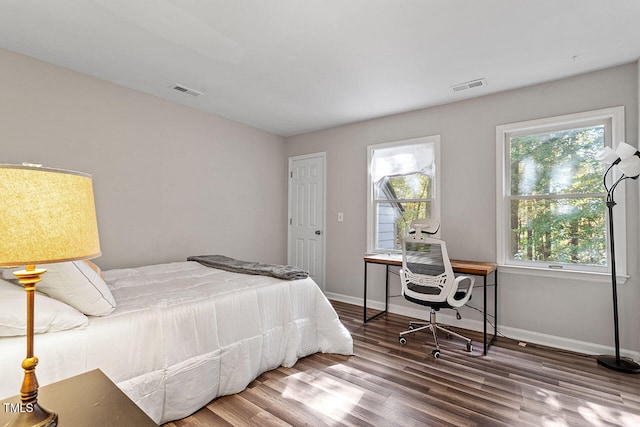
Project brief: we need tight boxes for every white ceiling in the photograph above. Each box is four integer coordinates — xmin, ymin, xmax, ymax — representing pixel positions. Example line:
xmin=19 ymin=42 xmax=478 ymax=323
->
xmin=1 ymin=0 xmax=640 ymax=137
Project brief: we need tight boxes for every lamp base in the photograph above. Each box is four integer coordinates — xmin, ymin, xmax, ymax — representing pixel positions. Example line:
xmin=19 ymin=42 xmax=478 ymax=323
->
xmin=4 ymin=403 xmax=57 ymax=427
xmin=4 ymin=402 xmax=57 ymax=427
xmin=597 ymin=355 xmax=640 ymax=374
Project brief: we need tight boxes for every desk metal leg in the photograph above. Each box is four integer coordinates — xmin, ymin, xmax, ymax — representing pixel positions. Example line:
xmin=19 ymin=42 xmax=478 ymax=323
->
xmin=384 ymin=264 xmax=389 ymax=314
xmin=363 ymin=261 xmax=368 ymax=323
xmin=491 ymin=270 xmax=498 ymax=348
xmin=483 ymin=274 xmax=488 ymax=355
xmin=483 ymin=270 xmax=498 ymax=355
xmin=363 ymin=261 xmax=389 ymax=323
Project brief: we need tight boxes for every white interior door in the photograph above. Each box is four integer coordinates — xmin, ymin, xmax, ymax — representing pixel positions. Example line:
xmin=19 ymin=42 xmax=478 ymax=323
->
xmin=288 ymin=153 xmax=326 ymax=291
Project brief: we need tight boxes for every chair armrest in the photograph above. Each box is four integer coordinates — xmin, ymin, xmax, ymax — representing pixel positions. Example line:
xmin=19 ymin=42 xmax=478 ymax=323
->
xmin=447 ymin=275 xmax=474 ymax=307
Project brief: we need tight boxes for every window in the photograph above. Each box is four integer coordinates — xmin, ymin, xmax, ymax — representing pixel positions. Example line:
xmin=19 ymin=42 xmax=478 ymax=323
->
xmin=496 ymin=106 xmax=627 ymax=277
xmin=367 ymin=135 xmax=440 ymax=252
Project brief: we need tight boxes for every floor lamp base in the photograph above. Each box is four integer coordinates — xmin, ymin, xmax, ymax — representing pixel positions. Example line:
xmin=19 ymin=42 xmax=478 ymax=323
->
xmin=597 ymin=355 xmax=640 ymax=374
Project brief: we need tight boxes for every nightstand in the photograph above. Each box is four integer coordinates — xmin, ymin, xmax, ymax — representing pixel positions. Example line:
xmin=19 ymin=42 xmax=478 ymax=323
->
xmin=0 ymin=369 xmax=158 ymax=426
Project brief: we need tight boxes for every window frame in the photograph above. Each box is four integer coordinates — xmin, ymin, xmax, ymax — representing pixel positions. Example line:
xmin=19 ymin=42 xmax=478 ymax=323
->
xmin=495 ymin=106 xmax=628 ymax=281
xmin=367 ymin=135 xmax=441 ymax=254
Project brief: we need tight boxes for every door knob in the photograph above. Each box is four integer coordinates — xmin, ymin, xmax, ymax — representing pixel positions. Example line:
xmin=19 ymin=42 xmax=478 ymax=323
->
xmin=315 ymin=230 xmax=322 ymax=235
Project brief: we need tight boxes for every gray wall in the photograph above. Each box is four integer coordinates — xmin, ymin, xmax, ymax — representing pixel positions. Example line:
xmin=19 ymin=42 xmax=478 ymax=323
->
xmin=3 ymin=45 xmax=638 ymax=357
xmin=1 ymin=48 xmax=288 ymax=270
xmin=285 ymin=63 xmax=640 ymax=356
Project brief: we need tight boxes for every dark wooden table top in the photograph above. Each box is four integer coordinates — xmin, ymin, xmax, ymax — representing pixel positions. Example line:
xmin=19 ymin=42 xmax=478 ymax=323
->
xmin=0 ymin=369 xmax=158 ymax=426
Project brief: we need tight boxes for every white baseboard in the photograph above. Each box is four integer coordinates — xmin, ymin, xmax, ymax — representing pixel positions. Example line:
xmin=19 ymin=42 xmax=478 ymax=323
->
xmin=325 ymin=292 xmax=640 ymax=361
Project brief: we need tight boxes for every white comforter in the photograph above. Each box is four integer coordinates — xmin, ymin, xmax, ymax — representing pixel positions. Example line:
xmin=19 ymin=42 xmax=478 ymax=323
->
xmin=0 ymin=262 xmax=353 ymax=424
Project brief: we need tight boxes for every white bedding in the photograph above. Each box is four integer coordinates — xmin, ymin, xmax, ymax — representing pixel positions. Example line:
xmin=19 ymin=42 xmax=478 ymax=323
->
xmin=0 ymin=261 xmax=353 ymax=424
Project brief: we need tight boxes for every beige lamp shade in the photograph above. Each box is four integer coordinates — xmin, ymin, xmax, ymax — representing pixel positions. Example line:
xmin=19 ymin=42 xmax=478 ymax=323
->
xmin=0 ymin=164 xmax=101 ymax=266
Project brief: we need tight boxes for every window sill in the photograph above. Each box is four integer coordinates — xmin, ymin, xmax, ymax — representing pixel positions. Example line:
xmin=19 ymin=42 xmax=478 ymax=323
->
xmin=368 ymin=249 xmax=401 ymax=256
xmin=498 ymin=264 xmax=628 ymax=284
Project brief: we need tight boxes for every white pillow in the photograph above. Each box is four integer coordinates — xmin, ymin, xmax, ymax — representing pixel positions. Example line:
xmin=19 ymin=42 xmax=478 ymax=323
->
xmin=37 ymin=261 xmax=117 ymax=316
xmin=3 ymin=261 xmax=117 ymax=316
xmin=0 ymin=279 xmax=89 ymax=337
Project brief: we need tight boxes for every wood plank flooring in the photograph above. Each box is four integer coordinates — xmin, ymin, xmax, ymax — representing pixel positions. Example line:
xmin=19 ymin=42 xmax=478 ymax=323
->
xmin=163 ymin=301 xmax=640 ymax=426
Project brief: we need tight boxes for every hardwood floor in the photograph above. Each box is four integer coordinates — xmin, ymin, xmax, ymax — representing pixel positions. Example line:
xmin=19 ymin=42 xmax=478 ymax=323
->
xmin=163 ymin=301 xmax=640 ymax=426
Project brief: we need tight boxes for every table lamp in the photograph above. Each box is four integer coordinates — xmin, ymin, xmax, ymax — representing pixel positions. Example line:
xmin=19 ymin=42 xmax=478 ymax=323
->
xmin=0 ymin=164 xmax=101 ymax=427
xmin=594 ymin=142 xmax=640 ymax=374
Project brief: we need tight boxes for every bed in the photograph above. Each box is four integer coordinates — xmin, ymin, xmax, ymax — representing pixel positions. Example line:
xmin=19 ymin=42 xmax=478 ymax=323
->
xmin=0 ymin=259 xmax=353 ymax=424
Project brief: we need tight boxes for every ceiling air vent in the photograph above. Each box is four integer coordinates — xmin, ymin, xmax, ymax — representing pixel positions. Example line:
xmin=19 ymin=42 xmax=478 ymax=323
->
xmin=172 ymin=84 xmax=204 ymax=97
xmin=451 ymin=78 xmax=487 ymax=93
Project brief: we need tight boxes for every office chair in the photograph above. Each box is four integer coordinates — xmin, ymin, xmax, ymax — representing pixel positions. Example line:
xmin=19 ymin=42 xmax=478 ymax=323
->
xmin=398 ymin=219 xmax=475 ymax=358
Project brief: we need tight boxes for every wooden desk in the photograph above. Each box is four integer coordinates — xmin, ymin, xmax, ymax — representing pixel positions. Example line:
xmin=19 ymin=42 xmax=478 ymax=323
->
xmin=0 ymin=369 xmax=158 ymax=426
xmin=363 ymin=253 xmax=498 ymax=355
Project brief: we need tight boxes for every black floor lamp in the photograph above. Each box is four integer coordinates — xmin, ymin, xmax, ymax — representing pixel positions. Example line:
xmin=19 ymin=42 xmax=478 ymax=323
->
xmin=595 ymin=142 xmax=640 ymax=374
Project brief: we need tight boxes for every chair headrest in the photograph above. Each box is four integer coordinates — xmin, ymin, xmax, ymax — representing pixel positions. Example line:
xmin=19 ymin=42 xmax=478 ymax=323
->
xmin=409 ymin=218 xmax=440 ymax=235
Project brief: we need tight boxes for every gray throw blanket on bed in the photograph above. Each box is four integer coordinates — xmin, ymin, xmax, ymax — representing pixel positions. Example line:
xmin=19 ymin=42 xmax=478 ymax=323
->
xmin=187 ymin=255 xmax=309 ymax=280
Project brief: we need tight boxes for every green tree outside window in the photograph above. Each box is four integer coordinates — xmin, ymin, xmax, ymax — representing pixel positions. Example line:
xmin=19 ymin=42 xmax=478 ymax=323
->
xmin=509 ymin=126 xmax=606 ymax=266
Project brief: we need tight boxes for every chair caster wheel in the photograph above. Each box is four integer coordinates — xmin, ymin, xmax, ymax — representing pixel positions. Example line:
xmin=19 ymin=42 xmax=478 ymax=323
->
xmin=408 ymin=325 xmax=415 ymax=330
xmin=399 ymin=337 xmax=407 ymax=345
xmin=431 ymin=349 xmax=440 ymax=358
xmin=466 ymin=342 xmax=473 ymax=352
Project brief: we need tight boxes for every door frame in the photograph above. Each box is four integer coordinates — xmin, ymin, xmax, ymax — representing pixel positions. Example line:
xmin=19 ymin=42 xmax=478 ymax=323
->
xmin=287 ymin=152 xmax=326 ymax=291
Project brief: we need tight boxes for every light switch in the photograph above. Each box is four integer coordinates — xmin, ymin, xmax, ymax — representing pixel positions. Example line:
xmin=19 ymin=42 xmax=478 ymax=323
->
xmin=337 ymin=212 xmax=344 ymax=222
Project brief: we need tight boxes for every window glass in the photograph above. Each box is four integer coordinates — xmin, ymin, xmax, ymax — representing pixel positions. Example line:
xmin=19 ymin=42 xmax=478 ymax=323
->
xmin=375 ymin=200 xmax=433 ymax=250
xmin=497 ymin=107 xmax=626 ymax=275
xmin=509 ymin=197 xmax=606 ymax=266
xmin=508 ymin=126 xmax=606 ymax=266
xmin=368 ymin=137 xmax=439 ymax=252
xmin=509 ymin=126 xmax=604 ymax=196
